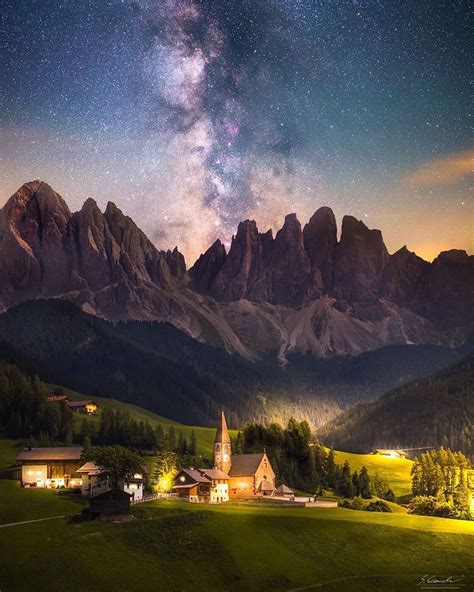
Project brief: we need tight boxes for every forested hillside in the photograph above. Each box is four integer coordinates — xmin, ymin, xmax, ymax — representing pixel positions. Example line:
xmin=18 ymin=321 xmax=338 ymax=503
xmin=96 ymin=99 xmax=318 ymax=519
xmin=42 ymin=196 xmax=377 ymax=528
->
xmin=320 ymin=353 xmax=474 ymax=460
xmin=0 ymin=299 xmax=469 ymax=427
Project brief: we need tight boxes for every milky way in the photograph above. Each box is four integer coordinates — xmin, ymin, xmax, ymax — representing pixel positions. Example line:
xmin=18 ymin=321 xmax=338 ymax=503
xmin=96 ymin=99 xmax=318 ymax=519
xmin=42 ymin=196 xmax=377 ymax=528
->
xmin=1 ymin=0 xmax=472 ymax=263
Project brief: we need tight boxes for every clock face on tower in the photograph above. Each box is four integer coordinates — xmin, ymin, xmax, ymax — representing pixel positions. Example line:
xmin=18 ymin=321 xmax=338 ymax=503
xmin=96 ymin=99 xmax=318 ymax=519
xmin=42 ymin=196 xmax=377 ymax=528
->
xmin=223 ymin=453 xmax=229 ymax=462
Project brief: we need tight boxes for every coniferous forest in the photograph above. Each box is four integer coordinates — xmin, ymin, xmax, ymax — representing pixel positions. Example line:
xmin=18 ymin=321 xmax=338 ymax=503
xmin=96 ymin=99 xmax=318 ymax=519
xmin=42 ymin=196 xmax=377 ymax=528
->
xmin=320 ymin=353 xmax=474 ymax=461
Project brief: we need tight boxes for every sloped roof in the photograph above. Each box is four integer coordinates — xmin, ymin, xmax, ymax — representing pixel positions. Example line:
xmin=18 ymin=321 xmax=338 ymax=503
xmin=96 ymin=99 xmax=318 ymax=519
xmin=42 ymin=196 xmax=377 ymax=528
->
xmin=181 ymin=468 xmax=210 ymax=483
xmin=77 ymin=461 xmax=101 ymax=475
xmin=17 ymin=447 xmax=84 ymax=461
xmin=172 ymin=483 xmax=198 ymax=490
xmin=67 ymin=400 xmax=96 ymax=408
xmin=275 ymin=484 xmax=293 ymax=495
xmin=199 ymin=468 xmax=230 ymax=480
xmin=228 ymin=453 xmax=265 ymax=477
xmin=214 ymin=410 xmax=231 ymax=444
xmin=260 ymin=480 xmax=275 ymax=492
xmin=89 ymin=488 xmax=131 ymax=501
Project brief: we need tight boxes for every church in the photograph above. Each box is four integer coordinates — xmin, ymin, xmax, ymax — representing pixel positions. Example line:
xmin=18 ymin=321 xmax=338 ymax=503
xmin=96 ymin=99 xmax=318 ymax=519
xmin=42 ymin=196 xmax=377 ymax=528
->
xmin=173 ymin=411 xmax=276 ymax=502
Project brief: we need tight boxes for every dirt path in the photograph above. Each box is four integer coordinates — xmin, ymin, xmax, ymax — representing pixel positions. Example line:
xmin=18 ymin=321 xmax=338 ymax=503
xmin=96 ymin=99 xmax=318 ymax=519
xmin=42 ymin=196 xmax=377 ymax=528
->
xmin=0 ymin=515 xmax=64 ymax=529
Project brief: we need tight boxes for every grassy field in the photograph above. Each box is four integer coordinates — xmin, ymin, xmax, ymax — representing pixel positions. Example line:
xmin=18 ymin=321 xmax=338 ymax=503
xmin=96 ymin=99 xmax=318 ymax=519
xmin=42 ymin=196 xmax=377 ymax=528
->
xmin=0 ymin=498 xmax=473 ymax=592
xmin=332 ymin=449 xmax=413 ymax=497
xmin=53 ymin=385 xmax=237 ymax=457
xmin=0 ymin=431 xmax=472 ymax=591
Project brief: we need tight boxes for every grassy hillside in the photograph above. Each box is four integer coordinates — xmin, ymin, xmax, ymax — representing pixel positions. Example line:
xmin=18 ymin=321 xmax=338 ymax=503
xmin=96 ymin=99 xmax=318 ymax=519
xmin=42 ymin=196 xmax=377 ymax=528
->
xmin=321 ymin=352 xmax=474 ymax=460
xmin=55 ymin=385 xmax=237 ymax=457
xmin=0 ymin=498 xmax=473 ymax=592
xmin=332 ymin=450 xmax=413 ymax=497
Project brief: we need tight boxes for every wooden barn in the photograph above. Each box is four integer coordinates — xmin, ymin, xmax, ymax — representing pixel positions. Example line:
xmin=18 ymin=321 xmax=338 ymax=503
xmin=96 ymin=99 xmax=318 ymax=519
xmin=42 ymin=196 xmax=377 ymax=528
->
xmin=16 ymin=447 xmax=84 ymax=488
xmin=67 ymin=400 xmax=98 ymax=415
xmin=88 ymin=489 xmax=132 ymax=519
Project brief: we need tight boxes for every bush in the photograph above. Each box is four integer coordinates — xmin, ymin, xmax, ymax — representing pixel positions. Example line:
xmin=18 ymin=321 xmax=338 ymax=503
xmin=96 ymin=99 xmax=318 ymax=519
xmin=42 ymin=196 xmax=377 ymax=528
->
xmin=366 ymin=500 xmax=392 ymax=513
xmin=339 ymin=498 xmax=366 ymax=511
xmin=383 ymin=489 xmax=396 ymax=502
xmin=409 ymin=496 xmax=472 ymax=521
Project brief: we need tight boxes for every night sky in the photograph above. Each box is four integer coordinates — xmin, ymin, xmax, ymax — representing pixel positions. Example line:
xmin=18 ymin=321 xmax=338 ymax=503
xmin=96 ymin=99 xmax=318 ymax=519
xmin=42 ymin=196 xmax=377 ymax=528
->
xmin=1 ymin=0 xmax=472 ymax=264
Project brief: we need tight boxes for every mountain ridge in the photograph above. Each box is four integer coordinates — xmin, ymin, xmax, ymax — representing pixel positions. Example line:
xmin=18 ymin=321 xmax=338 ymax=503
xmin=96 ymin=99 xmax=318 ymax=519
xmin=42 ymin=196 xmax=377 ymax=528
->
xmin=0 ymin=180 xmax=472 ymax=360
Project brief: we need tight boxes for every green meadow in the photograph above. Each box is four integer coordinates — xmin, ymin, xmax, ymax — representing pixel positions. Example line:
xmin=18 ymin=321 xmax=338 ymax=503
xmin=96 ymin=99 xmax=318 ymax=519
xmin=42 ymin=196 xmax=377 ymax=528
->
xmin=332 ymin=449 xmax=413 ymax=497
xmin=0 ymin=498 xmax=473 ymax=592
xmin=1 ymin=403 xmax=471 ymax=592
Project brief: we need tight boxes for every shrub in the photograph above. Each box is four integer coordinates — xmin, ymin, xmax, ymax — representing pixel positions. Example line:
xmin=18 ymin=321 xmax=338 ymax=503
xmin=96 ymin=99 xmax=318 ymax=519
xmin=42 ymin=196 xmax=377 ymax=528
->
xmin=339 ymin=498 xmax=365 ymax=511
xmin=365 ymin=500 xmax=392 ymax=513
xmin=409 ymin=496 xmax=472 ymax=521
xmin=383 ymin=489 xmax=396 ymax=502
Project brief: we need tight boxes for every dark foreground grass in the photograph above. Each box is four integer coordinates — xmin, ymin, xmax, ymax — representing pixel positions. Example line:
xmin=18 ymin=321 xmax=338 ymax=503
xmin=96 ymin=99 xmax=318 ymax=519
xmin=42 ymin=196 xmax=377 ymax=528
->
xmin=0 ymin=480 xmax=86 ymax=524
xmin=0 ymin=498 xmax=473 ymax=592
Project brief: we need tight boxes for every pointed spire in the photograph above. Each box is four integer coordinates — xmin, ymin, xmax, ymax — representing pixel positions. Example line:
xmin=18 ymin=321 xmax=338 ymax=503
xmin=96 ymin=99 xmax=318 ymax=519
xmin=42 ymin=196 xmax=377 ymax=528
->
xmin=214 ymin=410 xmax=231 ymax=444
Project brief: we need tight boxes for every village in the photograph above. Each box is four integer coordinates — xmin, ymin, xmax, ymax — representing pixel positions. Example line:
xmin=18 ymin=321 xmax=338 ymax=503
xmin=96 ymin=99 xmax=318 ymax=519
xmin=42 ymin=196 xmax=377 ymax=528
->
xmin=15 ymin=408 xmax=346 ymax=517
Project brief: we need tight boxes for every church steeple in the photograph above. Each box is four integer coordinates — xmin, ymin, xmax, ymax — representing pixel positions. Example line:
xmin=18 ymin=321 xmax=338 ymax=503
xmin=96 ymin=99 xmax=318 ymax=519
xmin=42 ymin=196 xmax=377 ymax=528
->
xmin=214 ymin=410 xmax=232 ymax=474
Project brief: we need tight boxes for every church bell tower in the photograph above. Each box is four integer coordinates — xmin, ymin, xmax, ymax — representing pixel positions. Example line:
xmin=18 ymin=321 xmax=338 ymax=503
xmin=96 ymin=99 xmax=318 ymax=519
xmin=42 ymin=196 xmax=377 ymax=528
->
xmin=214 ymin=410 xmax=232 ymax=474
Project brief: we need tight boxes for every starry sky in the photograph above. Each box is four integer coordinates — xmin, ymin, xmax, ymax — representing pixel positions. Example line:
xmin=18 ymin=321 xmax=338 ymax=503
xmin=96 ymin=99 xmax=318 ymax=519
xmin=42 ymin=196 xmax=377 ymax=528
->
xmin=1 ymin=0 xmax=472 ymax=264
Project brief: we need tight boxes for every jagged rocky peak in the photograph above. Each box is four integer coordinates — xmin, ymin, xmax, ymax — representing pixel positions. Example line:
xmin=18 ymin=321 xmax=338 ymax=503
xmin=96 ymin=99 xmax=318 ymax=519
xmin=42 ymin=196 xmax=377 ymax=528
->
xmin=275 ymin=213 xmax=303 ymax=245
xmin=303 ymin=206 xmax=337 ymax=289
xmin=333 ymin=215 xmax=389 ymax=301
xmin=380 ymin=245 xmax=429 ymax=302
xmin=3 ymin=180 xmax=71 ymax=236
xmin=165 ymin=246 xmax=187 ymax=279
xmin=0 ymin=181 xmax=182 ymax=314
xmin=189 ymin=239 xmax=227 ymax=293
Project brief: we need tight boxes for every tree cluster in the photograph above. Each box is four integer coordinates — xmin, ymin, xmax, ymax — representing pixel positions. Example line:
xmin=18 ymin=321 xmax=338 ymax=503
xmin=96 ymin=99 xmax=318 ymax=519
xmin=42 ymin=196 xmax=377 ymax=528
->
xmin=410 ymin=447 xmax=472 ymax=520
xmin=79 ymin=408 xmax=198 ymax=457
xmin=236 ymin=418 xmax=393 ymax=499
xmin=0 ymin=361 xmax=73 ymax=444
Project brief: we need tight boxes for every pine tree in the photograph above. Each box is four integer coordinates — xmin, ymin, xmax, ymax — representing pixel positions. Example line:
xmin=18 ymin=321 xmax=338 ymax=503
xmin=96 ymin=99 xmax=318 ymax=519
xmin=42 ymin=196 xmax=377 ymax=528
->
xmin=358 ymin=466 xmax=372 ymax=499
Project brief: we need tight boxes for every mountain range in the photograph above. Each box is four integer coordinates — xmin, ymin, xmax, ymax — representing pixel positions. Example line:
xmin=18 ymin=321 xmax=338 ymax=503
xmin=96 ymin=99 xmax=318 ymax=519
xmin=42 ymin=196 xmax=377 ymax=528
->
xmin=1 ymin=180 xmax=472 ymax=361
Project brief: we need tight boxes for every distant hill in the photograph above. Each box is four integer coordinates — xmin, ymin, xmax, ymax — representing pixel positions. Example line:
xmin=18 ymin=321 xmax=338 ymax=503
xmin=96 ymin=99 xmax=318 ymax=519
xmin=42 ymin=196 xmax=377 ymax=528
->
xmin=0 ymin=299 xmax=470 ymax=428
xmin=319 ymin=353 xmax=474 ymax=460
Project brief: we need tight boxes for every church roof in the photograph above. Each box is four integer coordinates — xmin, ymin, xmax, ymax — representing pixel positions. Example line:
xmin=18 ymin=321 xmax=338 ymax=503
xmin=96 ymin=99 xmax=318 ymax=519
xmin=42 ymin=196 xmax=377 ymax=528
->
xmin=228 ymin=453 xmax=265 ymax=477
xmin=214 ymin=410 xmax=231 ymax=444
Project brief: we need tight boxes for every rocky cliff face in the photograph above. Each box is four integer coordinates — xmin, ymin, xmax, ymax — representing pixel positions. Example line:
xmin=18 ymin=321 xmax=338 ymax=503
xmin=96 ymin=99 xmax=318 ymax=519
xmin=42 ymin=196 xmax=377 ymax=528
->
xmin=1 ymin=180 xmax=472 ymax=359
xmin=0 ymin=181 xmax=184 ymax=318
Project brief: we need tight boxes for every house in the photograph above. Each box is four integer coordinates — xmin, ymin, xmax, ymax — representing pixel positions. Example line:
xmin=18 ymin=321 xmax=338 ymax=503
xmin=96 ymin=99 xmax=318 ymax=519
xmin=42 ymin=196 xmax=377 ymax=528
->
xmin=16 ymin=446 xmax=84 ymax=488
xmin=173 ymin=467 xmax=229 ymax=503
xmin=88 ymin=489 xmax=132 ymax=519
xmin=174 ymin=411 xmax=276 ymax=503
xmin=372 ymin=449 xmax=407 ymax=459
xmin=67 ymin=400 xmax=98 ymax=415
xmin=76 ymin=461 xmax=146 ymax=501
xmin=47 ymin=395 xmax=69 ymax=403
